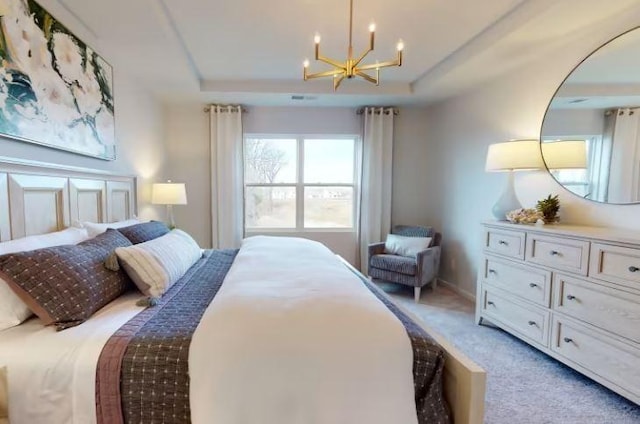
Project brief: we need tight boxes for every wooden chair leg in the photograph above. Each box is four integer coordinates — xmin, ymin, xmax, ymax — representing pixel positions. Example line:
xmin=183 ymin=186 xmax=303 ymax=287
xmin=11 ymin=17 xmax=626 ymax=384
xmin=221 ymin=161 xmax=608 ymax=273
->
xmin=414 ymin=287 xmax=421 ymax=303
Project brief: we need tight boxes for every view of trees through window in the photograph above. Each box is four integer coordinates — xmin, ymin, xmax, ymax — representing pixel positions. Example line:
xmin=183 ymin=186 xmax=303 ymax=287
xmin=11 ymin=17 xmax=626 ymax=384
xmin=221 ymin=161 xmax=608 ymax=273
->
xmin=244 ymin=136 xmax=356 ymax=230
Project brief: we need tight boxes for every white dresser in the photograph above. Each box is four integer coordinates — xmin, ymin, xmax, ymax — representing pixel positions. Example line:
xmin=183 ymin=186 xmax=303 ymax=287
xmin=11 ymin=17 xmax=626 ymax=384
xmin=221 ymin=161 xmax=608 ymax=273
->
xmin=476 ymin=221 xmax=640 ymax=404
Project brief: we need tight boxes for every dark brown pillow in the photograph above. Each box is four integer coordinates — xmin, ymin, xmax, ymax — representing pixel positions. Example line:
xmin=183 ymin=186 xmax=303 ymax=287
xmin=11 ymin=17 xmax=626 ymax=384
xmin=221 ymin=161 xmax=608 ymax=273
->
xmin=117 ymin=221 xmax=170 ymax=244
xmin=0 ymin=229 xmax=132 ymax=330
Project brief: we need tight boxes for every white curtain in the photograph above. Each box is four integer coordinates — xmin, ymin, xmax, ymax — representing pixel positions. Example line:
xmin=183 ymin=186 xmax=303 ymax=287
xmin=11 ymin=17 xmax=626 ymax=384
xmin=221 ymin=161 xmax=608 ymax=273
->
xmin=608 ymin=108 xmax=640 ymax=203
xmin=587 ymin=114 xmax=614 ymax=202
xmin=358 ymin=107 xmax=395 ymax=273
xmin=210 ymin=105 xmax=244 ymax=248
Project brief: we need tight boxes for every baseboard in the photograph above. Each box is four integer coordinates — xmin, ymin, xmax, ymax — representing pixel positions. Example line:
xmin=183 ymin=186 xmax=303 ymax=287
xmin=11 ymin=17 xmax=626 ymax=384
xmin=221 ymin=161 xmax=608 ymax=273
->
xmin=437 ymin=278 xmax=476 ymax=302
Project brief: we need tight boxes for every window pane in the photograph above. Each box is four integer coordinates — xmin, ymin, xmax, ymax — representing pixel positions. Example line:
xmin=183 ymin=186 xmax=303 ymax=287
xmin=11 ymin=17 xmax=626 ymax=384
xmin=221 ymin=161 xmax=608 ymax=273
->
xmin=304 ymin=139 xmax=355 ymax=183
xmin=304 ymin=187 xmax=353 ymax=228
xmin=245 ymin=138 xmax=297 ymax=183
xmin=246 ymin=186 xmax=296 ymax=229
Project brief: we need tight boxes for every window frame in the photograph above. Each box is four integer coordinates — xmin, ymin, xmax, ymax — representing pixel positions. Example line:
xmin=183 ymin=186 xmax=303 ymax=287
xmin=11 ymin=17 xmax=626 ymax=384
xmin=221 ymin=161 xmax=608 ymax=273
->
xmin=244 ymin=133 xmax=359 ymax=233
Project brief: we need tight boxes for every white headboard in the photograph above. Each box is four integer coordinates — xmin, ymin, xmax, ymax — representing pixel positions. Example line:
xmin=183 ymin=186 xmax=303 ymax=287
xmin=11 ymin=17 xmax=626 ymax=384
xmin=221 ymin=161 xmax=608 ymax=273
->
xmin=0 ymin=157 xmax=137 ymax=242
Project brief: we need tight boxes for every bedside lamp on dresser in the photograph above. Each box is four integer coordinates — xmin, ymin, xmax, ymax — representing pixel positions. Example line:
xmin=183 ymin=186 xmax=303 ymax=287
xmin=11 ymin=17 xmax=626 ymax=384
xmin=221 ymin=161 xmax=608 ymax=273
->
xmin=476 ymin=221 xmax=640 ymax=404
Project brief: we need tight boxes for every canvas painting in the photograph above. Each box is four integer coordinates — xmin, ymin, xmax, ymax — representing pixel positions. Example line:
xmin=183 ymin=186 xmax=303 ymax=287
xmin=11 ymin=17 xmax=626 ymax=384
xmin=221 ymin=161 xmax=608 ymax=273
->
xmin=0 ymin=0 xmax=115 ymax=160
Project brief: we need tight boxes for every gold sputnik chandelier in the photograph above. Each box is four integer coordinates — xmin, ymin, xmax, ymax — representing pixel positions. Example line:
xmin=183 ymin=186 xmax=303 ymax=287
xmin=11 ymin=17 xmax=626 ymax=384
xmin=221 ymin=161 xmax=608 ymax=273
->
xmin=303 ymin=0 xmax=404 ymax=91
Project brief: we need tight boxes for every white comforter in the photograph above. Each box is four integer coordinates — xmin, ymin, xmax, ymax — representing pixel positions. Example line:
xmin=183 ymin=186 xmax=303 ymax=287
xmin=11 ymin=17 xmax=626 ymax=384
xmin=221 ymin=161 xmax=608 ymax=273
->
xmin=0 ymin=293 xmax=144 ymax=424
xmin=189 ymin=236 xmax=418 ymax=424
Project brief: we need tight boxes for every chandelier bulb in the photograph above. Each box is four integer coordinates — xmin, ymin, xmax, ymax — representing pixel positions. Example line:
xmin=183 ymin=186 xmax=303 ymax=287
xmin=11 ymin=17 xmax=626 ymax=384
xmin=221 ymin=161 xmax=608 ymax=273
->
xmin=314 ymin=33 xmax=321 ymax=44
xmin=396 ymin=39 xmax=404 ymax=52
xmin=303 ymin=59 xmax=310 ymax=68
xmin=369 ymin=22 xmax=376 ymax=32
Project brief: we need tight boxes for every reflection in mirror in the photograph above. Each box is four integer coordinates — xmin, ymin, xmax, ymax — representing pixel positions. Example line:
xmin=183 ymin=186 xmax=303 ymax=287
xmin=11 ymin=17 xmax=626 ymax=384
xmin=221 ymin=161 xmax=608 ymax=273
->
xmin=541 ymin=26 xmax=640 ymax=204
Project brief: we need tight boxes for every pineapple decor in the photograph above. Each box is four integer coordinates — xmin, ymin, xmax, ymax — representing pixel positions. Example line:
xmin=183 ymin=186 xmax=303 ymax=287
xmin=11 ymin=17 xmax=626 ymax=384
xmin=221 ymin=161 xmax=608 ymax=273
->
xmin=536 ymin=194 xmax=560 ymax=224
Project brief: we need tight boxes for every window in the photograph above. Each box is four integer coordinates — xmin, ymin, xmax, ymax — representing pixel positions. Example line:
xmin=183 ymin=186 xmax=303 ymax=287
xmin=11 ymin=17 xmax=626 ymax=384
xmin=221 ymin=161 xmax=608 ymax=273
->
xmin=244 ymin=136 xmax=357 ymax=231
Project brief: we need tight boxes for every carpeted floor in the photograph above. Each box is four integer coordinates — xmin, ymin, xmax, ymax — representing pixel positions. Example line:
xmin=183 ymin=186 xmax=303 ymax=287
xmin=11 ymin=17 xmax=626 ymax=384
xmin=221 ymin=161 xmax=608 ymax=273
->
xmin=379 ymin=283 xmax=640 ymax=424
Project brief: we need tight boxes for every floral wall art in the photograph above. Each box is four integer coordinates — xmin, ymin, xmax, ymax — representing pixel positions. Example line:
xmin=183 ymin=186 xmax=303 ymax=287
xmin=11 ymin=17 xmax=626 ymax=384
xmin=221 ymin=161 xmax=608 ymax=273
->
xmin=0 ymin=0 xmax=115 ymax=160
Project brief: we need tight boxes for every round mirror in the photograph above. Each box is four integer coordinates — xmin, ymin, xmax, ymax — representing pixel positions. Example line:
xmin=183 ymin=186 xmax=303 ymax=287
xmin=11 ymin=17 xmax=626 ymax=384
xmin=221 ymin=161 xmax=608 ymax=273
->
xmin=540 ymin=26 xmax=640 ymax=204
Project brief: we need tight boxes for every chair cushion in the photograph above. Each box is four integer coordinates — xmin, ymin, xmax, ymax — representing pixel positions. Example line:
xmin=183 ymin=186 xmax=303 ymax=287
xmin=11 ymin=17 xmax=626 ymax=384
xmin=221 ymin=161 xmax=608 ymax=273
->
xmin=384 ymin=234 xmax=432 ymax=257
xmin=370 ymin=254 xmax=417 ymax=276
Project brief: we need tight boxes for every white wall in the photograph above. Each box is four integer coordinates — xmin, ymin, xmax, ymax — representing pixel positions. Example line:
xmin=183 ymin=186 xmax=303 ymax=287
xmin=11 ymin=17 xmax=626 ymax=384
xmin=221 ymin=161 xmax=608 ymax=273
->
xmin=424 ymin=24 xmax=640 ymax=299
xmin=0 ymin=72 xmax=166 ymax=222
xmin=164 ymin=105 xmax=433 ymax=264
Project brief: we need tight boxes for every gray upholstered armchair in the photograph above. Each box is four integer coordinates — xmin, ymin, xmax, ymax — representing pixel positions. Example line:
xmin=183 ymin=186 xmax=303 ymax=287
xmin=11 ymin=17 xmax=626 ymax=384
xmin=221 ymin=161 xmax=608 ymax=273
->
xmin=368 ymin=225 xmax=442 ymax=302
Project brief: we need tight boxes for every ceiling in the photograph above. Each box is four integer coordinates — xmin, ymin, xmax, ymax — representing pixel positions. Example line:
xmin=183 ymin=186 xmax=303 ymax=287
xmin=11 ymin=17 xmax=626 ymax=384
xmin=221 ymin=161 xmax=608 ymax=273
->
xmin=551 ymin=26 xmax=640 ymax=110
xmin=50 ymin=0 xmax=640 ymax=107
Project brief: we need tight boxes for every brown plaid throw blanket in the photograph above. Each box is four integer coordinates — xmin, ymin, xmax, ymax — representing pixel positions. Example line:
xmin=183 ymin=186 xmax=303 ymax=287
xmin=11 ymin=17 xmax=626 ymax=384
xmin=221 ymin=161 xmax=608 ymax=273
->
xmin=96 ymin=249 xmax=450 ymax=424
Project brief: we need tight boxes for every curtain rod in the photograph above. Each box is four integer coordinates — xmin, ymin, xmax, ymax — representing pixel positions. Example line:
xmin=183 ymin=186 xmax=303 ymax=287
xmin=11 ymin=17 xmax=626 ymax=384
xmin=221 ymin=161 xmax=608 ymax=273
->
xmin=356 ymin=106 xmax=399 ymax=115
xmin=204 ymin=105 xmax=248 ymax=113
xmin=605 ymin=107 xmax=638 ymax=116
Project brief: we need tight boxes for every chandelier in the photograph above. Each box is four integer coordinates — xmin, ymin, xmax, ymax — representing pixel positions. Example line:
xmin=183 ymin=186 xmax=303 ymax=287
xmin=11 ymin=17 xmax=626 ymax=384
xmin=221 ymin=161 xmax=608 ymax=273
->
xmin=302 ymin=0 xmax=404 ymax=91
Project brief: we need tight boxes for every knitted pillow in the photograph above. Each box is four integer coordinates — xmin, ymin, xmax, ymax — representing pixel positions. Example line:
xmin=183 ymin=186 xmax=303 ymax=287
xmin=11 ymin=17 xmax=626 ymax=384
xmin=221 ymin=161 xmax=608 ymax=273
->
xmin=117 ymin=221 xmax=170 ymax=245
xmin=0 ymin=229 xmax=133 ymax=330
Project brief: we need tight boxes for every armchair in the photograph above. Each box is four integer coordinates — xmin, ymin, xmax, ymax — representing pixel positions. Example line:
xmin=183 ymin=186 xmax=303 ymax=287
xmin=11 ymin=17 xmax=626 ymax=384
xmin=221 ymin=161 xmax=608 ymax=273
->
xmin=368 ymin=225 xmax=442 ymax=302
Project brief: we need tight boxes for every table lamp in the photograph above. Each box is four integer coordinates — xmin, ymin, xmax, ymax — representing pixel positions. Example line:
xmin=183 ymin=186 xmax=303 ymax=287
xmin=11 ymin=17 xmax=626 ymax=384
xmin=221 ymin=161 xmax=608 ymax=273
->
xmin=541 ymin=140 xmax=587 ymax=169
xmin=151 ymin=180 xmax=187 ymax=228
xmin=485 ymin=140 xmax=544 ymax=220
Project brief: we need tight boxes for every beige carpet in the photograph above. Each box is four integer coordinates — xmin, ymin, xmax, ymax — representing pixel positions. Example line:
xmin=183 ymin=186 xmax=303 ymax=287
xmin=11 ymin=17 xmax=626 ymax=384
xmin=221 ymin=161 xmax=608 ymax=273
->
xmin=379 ymin=283 xmax=640 ymax=424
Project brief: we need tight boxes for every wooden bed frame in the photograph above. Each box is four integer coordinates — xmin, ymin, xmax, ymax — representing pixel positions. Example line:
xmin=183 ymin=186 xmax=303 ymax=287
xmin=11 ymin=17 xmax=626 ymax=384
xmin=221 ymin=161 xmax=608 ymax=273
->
xmin=0 ymin=157 xmax=486 ymax=424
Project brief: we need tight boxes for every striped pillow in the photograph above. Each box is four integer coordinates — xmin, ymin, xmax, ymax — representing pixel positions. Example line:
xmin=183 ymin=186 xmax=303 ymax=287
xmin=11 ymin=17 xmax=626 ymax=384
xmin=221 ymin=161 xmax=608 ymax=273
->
xmin=115 ymin=230 xmax=202 ymax=298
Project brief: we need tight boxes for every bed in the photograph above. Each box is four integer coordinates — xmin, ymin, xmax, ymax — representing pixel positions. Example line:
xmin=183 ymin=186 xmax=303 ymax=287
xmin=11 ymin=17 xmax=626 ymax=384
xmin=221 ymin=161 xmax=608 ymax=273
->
xmin=0 ymin=157 xmax=486 ymax=424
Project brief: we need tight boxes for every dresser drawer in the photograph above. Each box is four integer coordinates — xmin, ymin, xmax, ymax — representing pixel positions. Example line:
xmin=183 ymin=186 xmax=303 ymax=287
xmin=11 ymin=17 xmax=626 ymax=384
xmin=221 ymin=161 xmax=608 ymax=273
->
xmin=589 ymin=242 xmax=640 ymax=290
xmin=484 ymin=228 xmax=526 ymax=259
xmin=481 ymin=288 xmax=550 ymax=346
xmin=483 ymin=256 xmax=552 ymax=307
xmin=551 ymin=317 xmax=640 ymax=399
xmin=553 ymin=274 xmax=640 ymax=344
xmin=525 ymin=233 xmax=589 ymax=275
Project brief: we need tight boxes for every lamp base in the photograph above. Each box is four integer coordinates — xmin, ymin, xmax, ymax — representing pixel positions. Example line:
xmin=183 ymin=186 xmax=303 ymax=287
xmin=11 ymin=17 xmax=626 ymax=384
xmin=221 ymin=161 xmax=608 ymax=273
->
xmin=166 ymin=205 xmax=176 ymax=230
xmin=492 ymin=171 xmax=522 ymax=220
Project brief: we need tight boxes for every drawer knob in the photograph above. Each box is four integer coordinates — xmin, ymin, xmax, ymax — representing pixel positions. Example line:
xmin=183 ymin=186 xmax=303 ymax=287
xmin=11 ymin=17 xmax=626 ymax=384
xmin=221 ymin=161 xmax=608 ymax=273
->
xmin=566 ymin=295 xmax=576 ymax=301
xmin=563 ymin=337 xmax=573 ymax=344
xmin=498 ymin=240 xmax=509 ymax=246
xmin=550 ymin=250 xmax=560 ymax=256
xmin=487 ymin=301 xmax=495 ymax=306
xmin=528 ymin=321 xmax=536 ymax=326
xmin=488 ymin=269 xmax=497 ymax=274
xmin=529 ymin=283 xmax=538 ymax=288
xmin=629 ymin=266 xmax=640 ymax=273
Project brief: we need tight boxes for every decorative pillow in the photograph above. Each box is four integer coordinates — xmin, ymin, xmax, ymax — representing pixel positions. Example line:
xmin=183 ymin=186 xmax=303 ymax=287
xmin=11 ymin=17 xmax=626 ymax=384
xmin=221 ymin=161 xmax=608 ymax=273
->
xmin=115 ymin=230 xmax=202 ymax=299
xmin=0 ymin=229 xmax=133 ymax=330
xmin=0 ymin=227 xmax=90 ymax=331
xmin=384 ymin=234 xmax=432 ymax=257
xmin=82 ymin=218 xmax=141 ymax=238
xmin=0 ymin=366 xmax=6 ymax=424
xmin=117 ymin=221 xmax=170 ymax=245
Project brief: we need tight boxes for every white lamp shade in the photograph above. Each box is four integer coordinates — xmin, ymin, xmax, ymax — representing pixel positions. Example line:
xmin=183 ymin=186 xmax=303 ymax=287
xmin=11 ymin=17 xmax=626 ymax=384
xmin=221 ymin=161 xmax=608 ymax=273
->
xmin=485 ymin=140 xmax=545 ymax=172
xmin=541 ymin=140 xmax=587 ymax=169
xmin=151 ymin=183 xmax=187 ymax=205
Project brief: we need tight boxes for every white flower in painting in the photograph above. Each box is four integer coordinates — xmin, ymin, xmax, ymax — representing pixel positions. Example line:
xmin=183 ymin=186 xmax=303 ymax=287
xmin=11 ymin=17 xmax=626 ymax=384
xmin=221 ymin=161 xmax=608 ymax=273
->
xmin=30 ymin=67 xmax=81 ymax=125
xmin=52 ymin=32 xmax=84 ymax=84
xmin=2 ymin=11 xmax=53 ymax=76
xmin=95 ymin=108 xmax=115 ymax=148
xmin=73 ymin=70 xmax=102 ymax=117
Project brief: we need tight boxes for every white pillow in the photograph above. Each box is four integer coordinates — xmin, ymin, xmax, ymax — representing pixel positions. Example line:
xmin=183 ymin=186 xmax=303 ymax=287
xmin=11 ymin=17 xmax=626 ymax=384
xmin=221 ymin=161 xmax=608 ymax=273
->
xmin=0 ymin=227 xmax=90 ymax=331
xmin=384 ymin=234 xmax=432 ymax=257
xmin=115 ymin=229 xmax=202 ymax=299
xmin=82 ymin=218 xmax=141 ymax=238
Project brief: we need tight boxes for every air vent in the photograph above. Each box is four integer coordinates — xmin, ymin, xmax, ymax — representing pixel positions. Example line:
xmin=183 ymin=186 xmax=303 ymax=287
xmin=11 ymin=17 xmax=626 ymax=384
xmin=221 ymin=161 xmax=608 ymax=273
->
xmin=291 ymin=95 xmax=318 ymax=101
xmin=568 ymin=98 xmax=588 ymax=104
